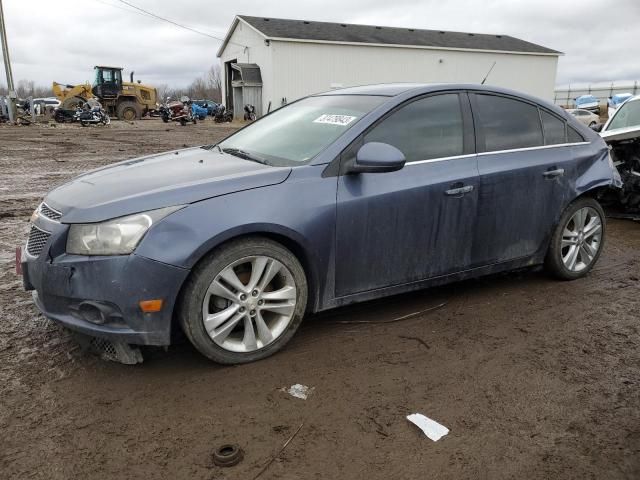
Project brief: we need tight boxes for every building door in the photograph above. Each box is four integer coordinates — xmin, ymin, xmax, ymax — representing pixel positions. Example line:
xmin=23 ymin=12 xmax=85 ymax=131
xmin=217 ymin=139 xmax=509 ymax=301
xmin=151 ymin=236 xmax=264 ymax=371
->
xmin=224 ymin=59 xmax=237 ymax=110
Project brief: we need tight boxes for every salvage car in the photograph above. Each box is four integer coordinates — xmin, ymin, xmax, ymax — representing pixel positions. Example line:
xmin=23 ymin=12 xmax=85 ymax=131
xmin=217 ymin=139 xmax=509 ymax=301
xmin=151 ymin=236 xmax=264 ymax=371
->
xmin=599 ymin=95 xmax=640 ymax=213
xmin=607 ymin=93 xmax=633 ymax=118
xmin=20 ymin=84 xmax=621 ymax=364
xmin=575 ymin=94 xmax=600 ymax=114
xmin=567 ymin=108 xmax=600 ymax=127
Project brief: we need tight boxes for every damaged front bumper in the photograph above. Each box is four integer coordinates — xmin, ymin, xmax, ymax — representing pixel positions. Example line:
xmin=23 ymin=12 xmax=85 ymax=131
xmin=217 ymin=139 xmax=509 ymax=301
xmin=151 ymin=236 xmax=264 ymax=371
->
xmin=22 ymin=244 xmax=190 ymax=346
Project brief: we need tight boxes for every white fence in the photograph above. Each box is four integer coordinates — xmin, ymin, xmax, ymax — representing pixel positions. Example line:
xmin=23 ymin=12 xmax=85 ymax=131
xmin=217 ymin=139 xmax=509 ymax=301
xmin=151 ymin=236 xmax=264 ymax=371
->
xmin=554 ymin=81 xmax=639 ymax=108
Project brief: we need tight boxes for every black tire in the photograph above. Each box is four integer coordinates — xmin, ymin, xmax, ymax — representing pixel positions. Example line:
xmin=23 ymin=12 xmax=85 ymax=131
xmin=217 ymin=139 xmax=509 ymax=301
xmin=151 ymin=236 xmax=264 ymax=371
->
xmin=589 ymin=121 xmax=597 ymax=127
xmin=178 ymin=237 xmax=308 ymax=364
xmin=545 ymin=197 xmax=606 ymax=280
xmin=162 ymin=116 xmax=169 ymax=123
xmin=80 ymin=120 xmax=89 ymax=127
xmin=180 ymin=118 xmax=187 ymax=126
xmin=192 ymin=117 xmax=197 ymax=124
xmin=116 ymin=101 xmax=140 ymax=121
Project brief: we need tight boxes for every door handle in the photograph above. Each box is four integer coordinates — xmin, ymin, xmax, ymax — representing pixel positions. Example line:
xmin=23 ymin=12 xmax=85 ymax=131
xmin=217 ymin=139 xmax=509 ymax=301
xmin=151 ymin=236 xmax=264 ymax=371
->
xmin=445 ymin=185 xmax=474 ymax=196
xmin=543 ymin=168 xmax=565 ymax=178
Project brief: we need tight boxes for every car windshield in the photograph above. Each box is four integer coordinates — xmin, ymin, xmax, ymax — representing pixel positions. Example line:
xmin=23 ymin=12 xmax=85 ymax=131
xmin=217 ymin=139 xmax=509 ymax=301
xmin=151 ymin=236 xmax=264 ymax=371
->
xmin=608 ymin=99 xmax=640 ymax=130
xmin=218 ymin=95 xmax=386 ymax=166
xmin=577 ymin=96 xmax=597 ymax=105
xmin=611 ymin=94 xmax=632 ymax=106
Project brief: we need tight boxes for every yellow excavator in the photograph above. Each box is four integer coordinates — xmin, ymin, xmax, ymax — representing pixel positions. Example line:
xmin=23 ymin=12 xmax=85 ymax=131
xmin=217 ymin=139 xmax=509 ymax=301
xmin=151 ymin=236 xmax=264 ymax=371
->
xmin=53 ymin=66 xmax=158 ymax=120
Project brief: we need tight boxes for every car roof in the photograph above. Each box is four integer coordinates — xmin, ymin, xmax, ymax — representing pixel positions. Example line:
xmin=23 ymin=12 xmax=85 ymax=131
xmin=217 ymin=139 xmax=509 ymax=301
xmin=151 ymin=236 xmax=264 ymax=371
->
xmin=317 ymin=82 xmax=559 ymax=106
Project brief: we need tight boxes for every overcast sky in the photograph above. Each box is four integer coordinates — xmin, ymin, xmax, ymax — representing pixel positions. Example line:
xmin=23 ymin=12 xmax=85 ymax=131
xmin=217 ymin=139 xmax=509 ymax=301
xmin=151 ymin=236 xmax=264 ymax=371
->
xmin=1 ymin=0 xmax=638 ymax=89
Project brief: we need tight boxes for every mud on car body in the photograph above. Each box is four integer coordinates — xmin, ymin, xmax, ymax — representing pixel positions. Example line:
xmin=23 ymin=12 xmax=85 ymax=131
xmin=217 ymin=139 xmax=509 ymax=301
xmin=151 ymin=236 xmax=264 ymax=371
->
xmin=20 ymin=84 xmax=621 ymax=364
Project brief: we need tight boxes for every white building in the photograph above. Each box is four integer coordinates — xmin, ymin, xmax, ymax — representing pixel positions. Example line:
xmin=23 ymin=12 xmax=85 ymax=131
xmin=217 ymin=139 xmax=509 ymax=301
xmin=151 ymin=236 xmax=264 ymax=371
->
xmin=217 ymin=15 xmax=561 ymax=119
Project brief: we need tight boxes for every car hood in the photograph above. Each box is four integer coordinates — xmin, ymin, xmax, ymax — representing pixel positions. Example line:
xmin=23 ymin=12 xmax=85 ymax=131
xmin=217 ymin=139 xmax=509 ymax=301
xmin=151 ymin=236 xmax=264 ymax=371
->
xmin=600 ymin=125 xmax=640 ymax=143
xmin=46 ymin=147 xmax=292 ymax=223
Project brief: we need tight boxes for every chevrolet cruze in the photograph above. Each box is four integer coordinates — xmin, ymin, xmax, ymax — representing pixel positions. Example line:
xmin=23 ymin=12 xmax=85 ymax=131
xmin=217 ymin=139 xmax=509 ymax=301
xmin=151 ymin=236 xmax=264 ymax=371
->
xmin=21 ymin=84 xmax=621 ymax=364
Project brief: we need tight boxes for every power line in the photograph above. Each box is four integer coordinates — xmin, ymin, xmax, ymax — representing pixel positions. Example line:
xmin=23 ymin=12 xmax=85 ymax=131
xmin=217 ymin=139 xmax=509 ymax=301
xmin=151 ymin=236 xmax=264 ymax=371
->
xmin=93 ymin=0 xmax=156 ymax=20
xmin=112 ymin=0 xmax=245 ymax=47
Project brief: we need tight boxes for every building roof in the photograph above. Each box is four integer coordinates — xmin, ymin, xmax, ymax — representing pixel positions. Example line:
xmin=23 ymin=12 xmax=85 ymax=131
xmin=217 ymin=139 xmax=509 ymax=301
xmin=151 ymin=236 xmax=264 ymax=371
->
xmin=222 ymin=15 xmax=560 ymax=56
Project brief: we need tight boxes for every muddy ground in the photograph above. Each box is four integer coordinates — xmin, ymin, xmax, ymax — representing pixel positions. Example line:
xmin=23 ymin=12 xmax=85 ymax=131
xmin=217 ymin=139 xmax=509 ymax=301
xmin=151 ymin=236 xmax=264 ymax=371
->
xmin=1 ymin=120 xmax=639 ymax=479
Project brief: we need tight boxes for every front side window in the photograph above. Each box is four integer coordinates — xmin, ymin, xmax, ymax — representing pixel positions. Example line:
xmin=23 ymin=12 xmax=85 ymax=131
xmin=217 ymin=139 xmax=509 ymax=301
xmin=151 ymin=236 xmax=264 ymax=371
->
xmin=218 ymin=95 xmax=386 ymax=167
xmin=475 ymin=94 xmax=544 ymax=151
xmin=364 ymin=94 xmax=464 ymax=162
xmin=540 ymin=110 xmax=567 ymax=145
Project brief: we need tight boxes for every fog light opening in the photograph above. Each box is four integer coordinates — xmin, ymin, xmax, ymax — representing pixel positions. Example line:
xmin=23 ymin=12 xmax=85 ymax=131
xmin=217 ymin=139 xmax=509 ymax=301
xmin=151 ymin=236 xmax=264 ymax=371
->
xmin=78 ymin=302 xmax=107 ymax=325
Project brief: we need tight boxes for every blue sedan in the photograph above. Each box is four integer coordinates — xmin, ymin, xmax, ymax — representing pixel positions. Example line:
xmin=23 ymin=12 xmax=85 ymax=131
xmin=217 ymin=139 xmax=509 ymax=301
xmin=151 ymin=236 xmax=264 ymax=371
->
xmin=21 ymin=84 xmax=621 ymax=364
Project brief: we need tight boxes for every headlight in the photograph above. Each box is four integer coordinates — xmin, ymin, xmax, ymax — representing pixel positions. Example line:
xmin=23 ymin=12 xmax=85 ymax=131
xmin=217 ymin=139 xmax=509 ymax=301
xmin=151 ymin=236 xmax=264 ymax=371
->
xmin=66 ymin=206 xmax=182 ymax=255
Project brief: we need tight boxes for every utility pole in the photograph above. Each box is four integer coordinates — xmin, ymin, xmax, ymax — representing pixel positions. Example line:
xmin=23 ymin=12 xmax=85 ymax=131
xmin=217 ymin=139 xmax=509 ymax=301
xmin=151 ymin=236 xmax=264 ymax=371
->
xmin=0 ymin=0 xmax=17 ymax=123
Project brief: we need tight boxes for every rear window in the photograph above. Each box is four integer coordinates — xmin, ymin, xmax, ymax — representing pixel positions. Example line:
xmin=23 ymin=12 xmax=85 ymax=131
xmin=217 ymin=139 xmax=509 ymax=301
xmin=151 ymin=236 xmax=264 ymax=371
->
xmin=475 ymin=94 xmax=543 ymax=151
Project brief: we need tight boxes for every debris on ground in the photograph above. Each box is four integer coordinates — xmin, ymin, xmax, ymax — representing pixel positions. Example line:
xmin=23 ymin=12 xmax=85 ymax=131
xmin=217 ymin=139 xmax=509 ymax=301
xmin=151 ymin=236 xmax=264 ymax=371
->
xmin=252 ymin=423 xmax=304 ymax=479
xmin=212 ymin=444 xmax=244 ymax=467
xmin=407 ymin=413 xmax=449 ymax=441
xmin=284 ymin=384 xmax=314 ymax=400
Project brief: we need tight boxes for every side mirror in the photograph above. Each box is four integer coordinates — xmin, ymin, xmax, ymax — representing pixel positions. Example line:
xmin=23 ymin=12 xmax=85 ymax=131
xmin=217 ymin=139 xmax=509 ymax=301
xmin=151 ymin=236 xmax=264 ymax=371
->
xmin=590 ymin=123 xmax=604 ymax=132
xmin=347 ymin=142 xmax=406 ymax=174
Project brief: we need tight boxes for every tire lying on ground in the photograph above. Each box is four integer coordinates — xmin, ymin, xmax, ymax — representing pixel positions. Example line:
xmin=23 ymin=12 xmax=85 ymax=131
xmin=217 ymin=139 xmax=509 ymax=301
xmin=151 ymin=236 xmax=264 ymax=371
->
xmin=545 ymin=196 xmax=606 ymax=280
xmin=116 ymin=101 xmax=140 ymax=121
xmin=178 ymin=237 xmax=308 ymax=364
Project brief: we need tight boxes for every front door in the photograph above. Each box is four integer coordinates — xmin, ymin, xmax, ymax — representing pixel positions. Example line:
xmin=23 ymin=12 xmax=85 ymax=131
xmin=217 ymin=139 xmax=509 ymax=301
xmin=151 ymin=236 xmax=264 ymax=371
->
xmin=335 ymin=93 xmax=478 ymax=297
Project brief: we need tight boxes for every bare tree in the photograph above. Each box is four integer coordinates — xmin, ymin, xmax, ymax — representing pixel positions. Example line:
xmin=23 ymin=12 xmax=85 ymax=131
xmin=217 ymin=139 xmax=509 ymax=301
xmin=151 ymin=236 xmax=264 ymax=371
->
xmin=206 ymin=64 xmax=223 ymax=103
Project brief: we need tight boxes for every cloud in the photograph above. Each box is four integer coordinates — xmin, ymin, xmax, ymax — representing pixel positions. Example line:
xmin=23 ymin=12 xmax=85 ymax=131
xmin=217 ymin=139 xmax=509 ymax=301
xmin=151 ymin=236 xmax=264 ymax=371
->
xmin=0 ymin=0 xmax=638 ymax=89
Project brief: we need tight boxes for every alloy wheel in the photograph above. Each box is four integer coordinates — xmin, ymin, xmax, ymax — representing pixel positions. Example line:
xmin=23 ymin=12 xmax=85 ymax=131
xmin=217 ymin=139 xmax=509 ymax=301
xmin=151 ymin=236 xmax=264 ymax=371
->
xmin=202 ymin=256 xmax=297 ymax=352
xmin=561 ymin=206 xmax=603 ymax=272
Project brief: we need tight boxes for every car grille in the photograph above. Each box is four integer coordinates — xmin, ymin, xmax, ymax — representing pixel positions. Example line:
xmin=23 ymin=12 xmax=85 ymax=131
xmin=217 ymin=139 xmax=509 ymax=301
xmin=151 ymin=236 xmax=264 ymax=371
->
xmin=39 ymin=203 xmax=62 ymax=221
xmin=26 ymin=225 xmax=51 ymax=257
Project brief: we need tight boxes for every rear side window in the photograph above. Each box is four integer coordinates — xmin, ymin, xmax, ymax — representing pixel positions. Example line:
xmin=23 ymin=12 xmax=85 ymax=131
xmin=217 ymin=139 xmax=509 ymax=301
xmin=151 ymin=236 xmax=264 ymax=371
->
xmin=540 ymin=110 xmax=567 ymax=145
xmin=364 ymin=94 xmax=464 ymax=162
xmin=474 ymin=94 xmax=544 ymax=151
xmin=568 ymin=126 xmax=585 ymax=143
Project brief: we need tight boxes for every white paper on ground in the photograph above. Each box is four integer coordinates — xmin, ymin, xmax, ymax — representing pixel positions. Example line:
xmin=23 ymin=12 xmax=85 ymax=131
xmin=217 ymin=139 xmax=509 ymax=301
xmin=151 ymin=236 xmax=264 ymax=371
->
xmin=407 ymin=413 xmax=449 ymax=441
xmin=286 ymin=384 xmax=313 ymax=400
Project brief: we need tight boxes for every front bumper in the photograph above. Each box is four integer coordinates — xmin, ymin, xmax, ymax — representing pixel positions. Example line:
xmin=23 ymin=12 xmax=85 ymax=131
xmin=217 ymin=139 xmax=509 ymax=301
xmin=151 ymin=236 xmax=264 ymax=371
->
xmin=23 ymin=249 xmax=190 ymax=346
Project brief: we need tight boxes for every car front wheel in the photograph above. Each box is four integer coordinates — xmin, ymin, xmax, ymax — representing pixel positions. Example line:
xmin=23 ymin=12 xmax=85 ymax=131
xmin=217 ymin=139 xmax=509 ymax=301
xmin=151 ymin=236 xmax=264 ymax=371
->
xmin=545 ymin=197 xmax=605 ymax=280
xmin=178 ymin=238 xmax=308 ymax=364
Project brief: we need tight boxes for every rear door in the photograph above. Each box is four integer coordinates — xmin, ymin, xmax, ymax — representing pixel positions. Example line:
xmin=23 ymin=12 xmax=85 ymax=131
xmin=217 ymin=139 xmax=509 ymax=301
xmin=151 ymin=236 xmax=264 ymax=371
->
xmin=334 ymin=92 xmax=478 ymax=297
xmin=469 ymin=92 xmax=580 ymax=265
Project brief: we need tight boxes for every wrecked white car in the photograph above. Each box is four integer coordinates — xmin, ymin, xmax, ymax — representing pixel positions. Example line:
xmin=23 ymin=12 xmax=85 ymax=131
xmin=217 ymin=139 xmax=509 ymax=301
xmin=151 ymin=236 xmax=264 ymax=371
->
xmin=599 ymin=95 xmax=640 ymax=215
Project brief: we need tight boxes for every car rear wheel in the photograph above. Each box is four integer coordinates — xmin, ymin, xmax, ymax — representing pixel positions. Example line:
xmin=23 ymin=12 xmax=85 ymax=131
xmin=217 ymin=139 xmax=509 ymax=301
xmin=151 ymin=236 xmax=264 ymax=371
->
xmin=545 ymin=197 xmax=605 ymax=280
xmin=178 ymin=238 xmax=307 ymax=364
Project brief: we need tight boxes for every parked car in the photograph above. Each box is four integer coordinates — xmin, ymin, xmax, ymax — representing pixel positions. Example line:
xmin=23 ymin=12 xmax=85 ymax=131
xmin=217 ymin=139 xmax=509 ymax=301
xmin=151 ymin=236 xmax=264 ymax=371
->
xmin=575 ymin=94 xmax=600 ymax=114
xmin=194 ymin=99 xmax=219 ymax=116
xmin=191 ymin=102 xmax=209 ymax=120
xmin=598 ymin=95 xmax=640 ymax=212
xmin=567 ymin=108 xmax=600 ymax=127
xmin=607 ymin=93 xmax=633 ymax=118
xmin=20 ymin=84 xmax=620 ymax=364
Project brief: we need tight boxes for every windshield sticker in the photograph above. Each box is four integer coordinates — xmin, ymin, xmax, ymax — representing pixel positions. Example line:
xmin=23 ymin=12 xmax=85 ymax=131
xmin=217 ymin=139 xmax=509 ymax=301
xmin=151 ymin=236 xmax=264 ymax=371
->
xmin=313 ymin=114 xmax=357 ymax=126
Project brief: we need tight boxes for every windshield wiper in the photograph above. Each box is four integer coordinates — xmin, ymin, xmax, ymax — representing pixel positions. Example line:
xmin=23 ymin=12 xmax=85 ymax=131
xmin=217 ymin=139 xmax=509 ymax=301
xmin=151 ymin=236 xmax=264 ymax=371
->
xmin=222 ymin=147 xmax=269 ymax=165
